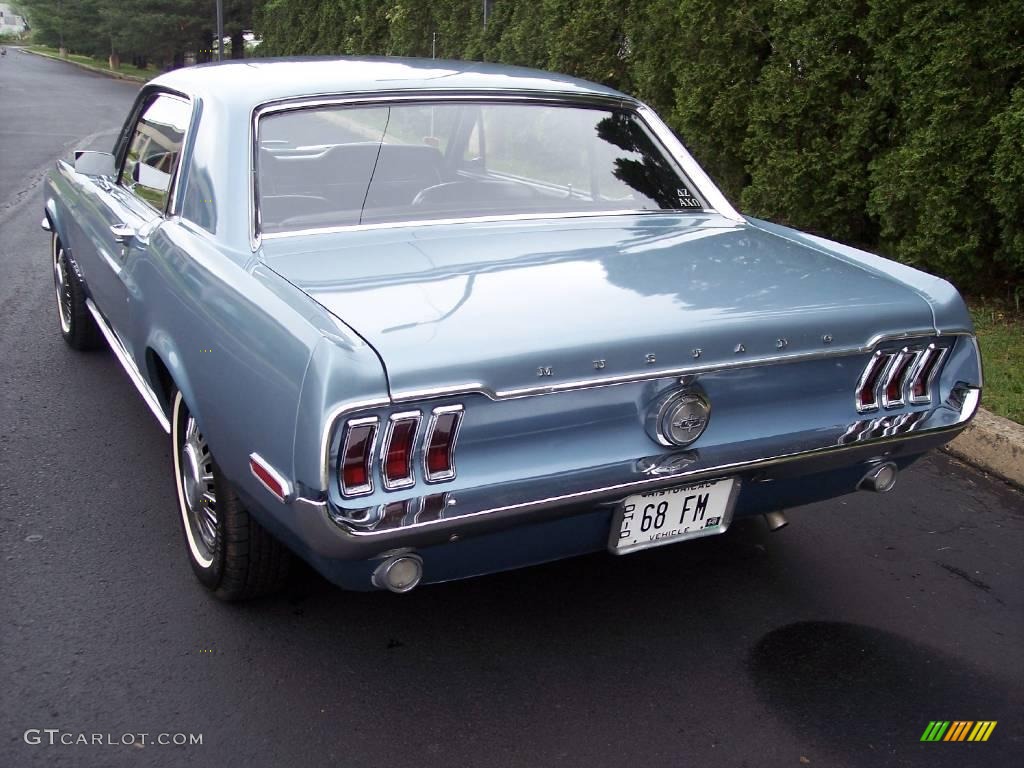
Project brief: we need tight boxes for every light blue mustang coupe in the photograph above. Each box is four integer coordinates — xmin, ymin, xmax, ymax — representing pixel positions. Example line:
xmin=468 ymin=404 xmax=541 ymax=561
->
xmin=42 ymin=58 xmax=982 ymax=598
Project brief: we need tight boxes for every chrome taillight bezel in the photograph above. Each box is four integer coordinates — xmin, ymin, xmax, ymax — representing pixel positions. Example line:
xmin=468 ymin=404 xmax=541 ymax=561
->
xmin=880 ymin=347 xmax=916 ymax=409
xmin=338 ymin=416 xmax=379 ymax=498
xmin=423 ymin=404 xmax=464 ymax=483
xmin=908 ymin=344 xmax=948 ymax=405
xmin=855 ymin=350 xmax=894 ymax=413
xmin=856 ymin=340 xmax=951 ymax=414
xmin=380 ymin=410 xmax=421 ymax=491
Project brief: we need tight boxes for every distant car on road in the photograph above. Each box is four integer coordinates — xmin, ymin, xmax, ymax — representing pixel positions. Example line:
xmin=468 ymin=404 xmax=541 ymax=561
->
xmin=41 ymin=57 xmax=983 ymax=599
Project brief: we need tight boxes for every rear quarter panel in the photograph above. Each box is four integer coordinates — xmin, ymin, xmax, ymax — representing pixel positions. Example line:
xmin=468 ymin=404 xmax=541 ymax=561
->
xmin=128 ymin=220 xmax=388 ymax=515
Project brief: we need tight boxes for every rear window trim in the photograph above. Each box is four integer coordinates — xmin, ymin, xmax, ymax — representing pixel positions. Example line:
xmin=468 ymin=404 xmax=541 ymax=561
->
xmin=249 ymin=91 xmax=721 ymax=249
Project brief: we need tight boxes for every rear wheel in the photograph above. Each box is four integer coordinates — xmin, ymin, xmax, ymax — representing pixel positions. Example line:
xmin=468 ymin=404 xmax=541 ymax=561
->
xmin=171 ymin=390 xmax=290 ymax=600
xmin=52 ymin=233 xmax=100 ymax=350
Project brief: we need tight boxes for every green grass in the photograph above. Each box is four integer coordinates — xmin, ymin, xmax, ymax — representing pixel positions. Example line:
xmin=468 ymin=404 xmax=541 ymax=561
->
xmin=969 ymin=300 xmax=1023 ymax=424
xmin=26 ymin=44 xmax=154 ymax=81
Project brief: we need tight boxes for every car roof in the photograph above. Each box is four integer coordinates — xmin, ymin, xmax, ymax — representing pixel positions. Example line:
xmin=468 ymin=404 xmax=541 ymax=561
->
xmin=150 ymin=56 xmax=632 ymax=109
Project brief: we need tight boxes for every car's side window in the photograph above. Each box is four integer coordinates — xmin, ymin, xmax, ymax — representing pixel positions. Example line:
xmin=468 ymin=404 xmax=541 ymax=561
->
xmin=120 ymin=94 xmax=190 ymax=213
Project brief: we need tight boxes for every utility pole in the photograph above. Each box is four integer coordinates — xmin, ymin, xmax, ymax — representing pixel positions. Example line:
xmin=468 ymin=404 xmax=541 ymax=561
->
xmin=483 ymin=0 xmax=490 ymax=28
xmin=216 ymin=0 xmax=224 ymax=61
xmin=431 ymin=31 xmax=437 ymax=59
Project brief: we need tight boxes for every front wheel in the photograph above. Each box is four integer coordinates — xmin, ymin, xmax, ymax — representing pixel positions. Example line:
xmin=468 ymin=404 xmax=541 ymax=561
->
xmin=52 ymin=233 xmax=100 ymax=350
xmin=171 ymin=390 xmax=290 ymax=600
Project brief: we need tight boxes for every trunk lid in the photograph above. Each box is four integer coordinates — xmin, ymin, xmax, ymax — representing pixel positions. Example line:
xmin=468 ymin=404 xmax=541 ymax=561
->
xmin=259 ymin=214 xmax=936 ymax=398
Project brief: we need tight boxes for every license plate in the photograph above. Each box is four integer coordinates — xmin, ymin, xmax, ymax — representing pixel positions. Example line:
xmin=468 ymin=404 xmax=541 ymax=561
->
xmin=610 ymin=477 xmax=737 ymax=554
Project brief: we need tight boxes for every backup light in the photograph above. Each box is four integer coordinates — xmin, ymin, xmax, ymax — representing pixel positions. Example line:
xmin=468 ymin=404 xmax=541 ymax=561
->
xmin=372 ymin=553 xmax=424 ymax=593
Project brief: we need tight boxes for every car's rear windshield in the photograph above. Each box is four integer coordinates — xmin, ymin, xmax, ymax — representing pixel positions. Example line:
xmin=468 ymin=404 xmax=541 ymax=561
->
xmin=256 ymin=101 xmax=707 ymax=234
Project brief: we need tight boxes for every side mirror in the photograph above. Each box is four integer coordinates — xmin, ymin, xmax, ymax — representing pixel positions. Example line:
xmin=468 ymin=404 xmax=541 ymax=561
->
xmin=132 ymin=161 xmax=170 ymax=193
xmin=74 ymin=151 xmax=116 ymax=178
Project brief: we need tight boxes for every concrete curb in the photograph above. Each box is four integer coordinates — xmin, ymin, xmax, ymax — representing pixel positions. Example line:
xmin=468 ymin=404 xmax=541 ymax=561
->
xmin=944 ymin=407 xmax=1024 ymax=489
xmin=18 ymin=47 xmax=148 ymax=83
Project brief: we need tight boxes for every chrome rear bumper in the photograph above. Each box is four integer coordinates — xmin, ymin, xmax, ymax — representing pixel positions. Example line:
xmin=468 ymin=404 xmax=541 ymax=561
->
xmin=287 ymin=387 xmax=979 ymax=560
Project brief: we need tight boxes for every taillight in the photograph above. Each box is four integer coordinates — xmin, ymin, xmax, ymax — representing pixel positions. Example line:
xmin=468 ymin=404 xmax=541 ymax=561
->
xmin=856 ymin=342 xmax=948 ymax=413
xmin=382 ymin=412 xmax=420 ymax=490
xmin=909 ymin=345 xmax=947 ymax=404
xmin=856 ymin=352 xmax=893 ymax=412
xmin=881 ymin=349 xmax=915 ymax=408
xmin=339 ymin=417 xmax=378 ymax=497
xmin=424 ymin=405 xmax=463 ymax=482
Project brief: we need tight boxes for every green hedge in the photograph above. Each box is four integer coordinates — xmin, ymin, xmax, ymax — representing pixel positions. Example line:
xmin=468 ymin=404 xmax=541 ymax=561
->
xmin=253 ymin=0 xmax=1022 ymax=293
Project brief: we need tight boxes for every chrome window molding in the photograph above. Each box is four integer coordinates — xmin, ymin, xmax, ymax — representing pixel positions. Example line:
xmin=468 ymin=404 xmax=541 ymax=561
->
xmin=84 ymin=298 xmax=171 ymax=433
xmin=634 ymin=103 xmax=743 ymax=223
xmin=259 ymin=209 xmax=696 ymax=241
xmin=423 ymin=404 xmax=464 ymax=484
xmin=338 ymin=415 xmax=379 ymax=498
xmin=379 ymin=410 xmax=421 ymax=491
xmin=249 ymin=90 xmax=736 ymax=250
xmin=391 ymin=331 xmax=974 ymax=405
xmin=117 ymin=90 xmax=194 ymax=219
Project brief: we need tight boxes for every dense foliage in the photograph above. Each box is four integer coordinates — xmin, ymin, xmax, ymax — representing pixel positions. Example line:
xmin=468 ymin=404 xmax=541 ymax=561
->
xmin=18 ymin=0 xmax=254 ymax=68
xmin=19 ymin=0 xmax=1023 ymax=292
xmin=251 ymin=0 xmax=1022 ymax=293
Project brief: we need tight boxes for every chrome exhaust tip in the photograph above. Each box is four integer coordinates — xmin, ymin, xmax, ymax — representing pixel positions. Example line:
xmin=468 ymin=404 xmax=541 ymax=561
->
xmin=372 ymin=553 xmax=424 ymax=593
xmin=764 ymin=510 xmax=789 ymax=531
xmin=859 ymin=461 xmax=898 ymax=493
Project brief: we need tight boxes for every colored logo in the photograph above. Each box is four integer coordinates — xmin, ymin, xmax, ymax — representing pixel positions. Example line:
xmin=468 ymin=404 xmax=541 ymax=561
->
xmin=920 ymin=721 xmax=997 ymax=742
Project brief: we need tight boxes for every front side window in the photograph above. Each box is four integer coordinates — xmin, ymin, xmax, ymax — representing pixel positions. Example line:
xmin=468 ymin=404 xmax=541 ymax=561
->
xmin=256 ymin=101 xmax=706 ymax=234
xmin=120 ymin=95 xmax=190 ymax=213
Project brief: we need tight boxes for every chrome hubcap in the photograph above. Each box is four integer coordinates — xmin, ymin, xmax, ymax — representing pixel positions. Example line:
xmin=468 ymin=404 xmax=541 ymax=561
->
xmin=53 ymin=247 xmax=72 ymax=333
xmin=179 ymin=416 xmax=217 ymax=554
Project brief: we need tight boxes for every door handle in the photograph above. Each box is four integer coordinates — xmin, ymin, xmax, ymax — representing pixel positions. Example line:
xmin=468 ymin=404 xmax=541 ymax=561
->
xmin=110 ymin=223 xmax=136 ymax=244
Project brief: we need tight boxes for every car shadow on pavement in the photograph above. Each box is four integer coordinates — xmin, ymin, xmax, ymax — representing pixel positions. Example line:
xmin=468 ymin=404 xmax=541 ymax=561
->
xmin=748 ymin=620 xmax=1021 ymax=766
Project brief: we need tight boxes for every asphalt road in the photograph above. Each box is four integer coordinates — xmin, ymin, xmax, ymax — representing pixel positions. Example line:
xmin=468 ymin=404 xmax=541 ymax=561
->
xmin=1 ymin=50 xmax=1023 ymax=768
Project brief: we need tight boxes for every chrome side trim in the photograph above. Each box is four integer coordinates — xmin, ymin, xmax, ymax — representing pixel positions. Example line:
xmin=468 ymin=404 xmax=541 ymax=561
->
xmin=338 ymin=416 xmax=379 ymax=498
xmin=423 ymin=404 xmax=464 ymax=483
xmin=379 ymin=410 xmax=421 ymax=491
xmin=249 ymin=452 xmax=295 ymax=503
xmin=392 ymin=331 xmax=972 ymax=404
xmin=84 ymin=298 xmax=171 ymax=433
